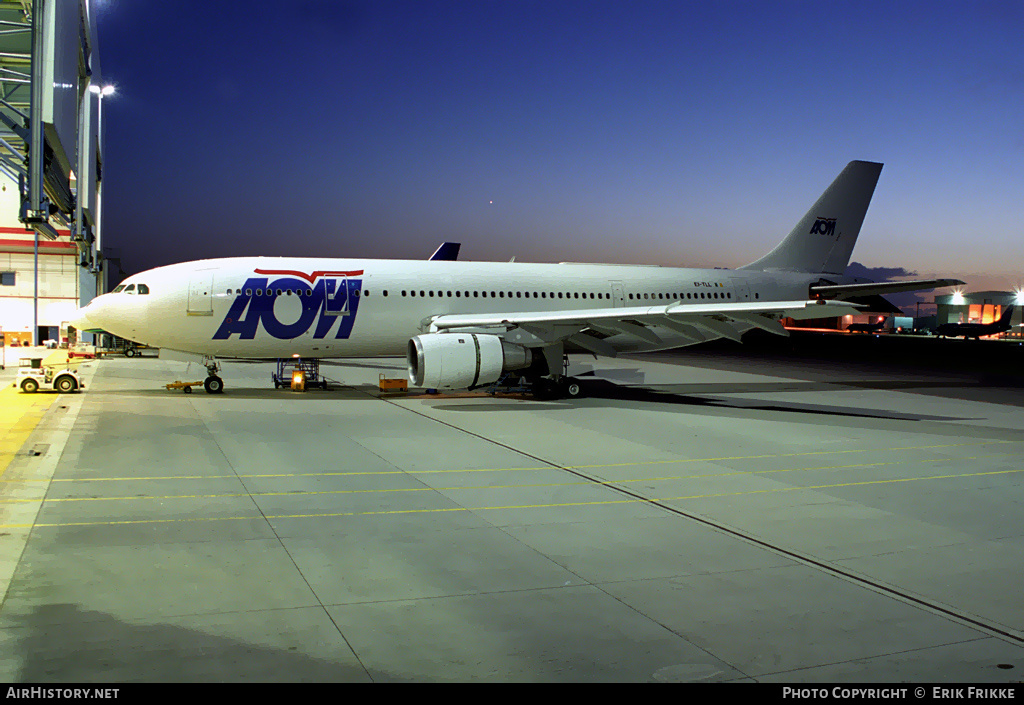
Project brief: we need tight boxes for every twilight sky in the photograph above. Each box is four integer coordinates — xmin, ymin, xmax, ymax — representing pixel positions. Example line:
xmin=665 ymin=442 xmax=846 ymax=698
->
xmin=93 ymin=0 xmax=1023 ymax=292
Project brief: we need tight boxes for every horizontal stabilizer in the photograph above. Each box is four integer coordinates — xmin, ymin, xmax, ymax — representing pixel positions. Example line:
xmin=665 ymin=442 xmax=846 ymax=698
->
xmin=811 ymin=278 xmax=964 ymax=300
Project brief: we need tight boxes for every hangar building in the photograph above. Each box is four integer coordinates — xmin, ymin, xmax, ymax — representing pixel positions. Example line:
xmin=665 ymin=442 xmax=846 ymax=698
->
xmin=0 ymin=1 xmax=107 ymax=346
xmin=935 ymin=290 xmax=1024 ymax=339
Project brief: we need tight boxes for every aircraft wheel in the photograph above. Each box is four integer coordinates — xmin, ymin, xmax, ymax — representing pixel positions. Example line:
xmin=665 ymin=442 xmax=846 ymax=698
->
xmin=124 ymin=348 xmax=136 ymax=357
xmin=204 ymin=376 xmax=224 ymax=394
xmin=55 ymin=375 xmax=77 ymax=393
xmin=21 ymin=378 xmax=39 ymax=394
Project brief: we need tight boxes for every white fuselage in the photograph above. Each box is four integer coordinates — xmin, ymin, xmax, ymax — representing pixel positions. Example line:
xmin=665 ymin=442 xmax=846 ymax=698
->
xmin=76 ymin=257 xmax=822 ymax=358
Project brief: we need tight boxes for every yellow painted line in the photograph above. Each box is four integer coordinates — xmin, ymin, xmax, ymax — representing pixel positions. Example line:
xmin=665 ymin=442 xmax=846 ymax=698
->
xmin=6 ymin=465 xmax=1024 ymax=530
xmin=0 ymin=385 xmax=55 ymax=476
xmin=8 ymin=450 xmax=1022 ymax=505
xmin=1 ymin=439 xmax=1017 ymax=484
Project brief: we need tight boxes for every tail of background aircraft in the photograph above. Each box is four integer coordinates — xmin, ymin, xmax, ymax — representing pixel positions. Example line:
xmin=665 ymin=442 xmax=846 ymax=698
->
xmin=740 ymin=160 xmax=884 ymax=275
xmin=999 ymin=305 xmax=1016 ymax=325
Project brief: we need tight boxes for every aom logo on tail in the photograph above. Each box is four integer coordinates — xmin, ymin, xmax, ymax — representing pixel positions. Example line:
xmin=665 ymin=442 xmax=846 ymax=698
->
xmin=213 ymin=269 xmax=364 ymax=340
xmin=810 ymin=217 xmax=837 ymax=237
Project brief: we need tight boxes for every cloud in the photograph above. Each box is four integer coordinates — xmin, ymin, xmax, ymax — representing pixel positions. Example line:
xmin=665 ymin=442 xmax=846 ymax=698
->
xmin=844 ymin=262 xmax=918 ymax=281
xmin=845 ymin=261 xmax=929 ymax=314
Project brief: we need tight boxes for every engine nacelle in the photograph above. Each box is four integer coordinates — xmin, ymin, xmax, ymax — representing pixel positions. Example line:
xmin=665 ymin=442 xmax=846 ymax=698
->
xmin=407 ymin=333 xmax=533 ymax=389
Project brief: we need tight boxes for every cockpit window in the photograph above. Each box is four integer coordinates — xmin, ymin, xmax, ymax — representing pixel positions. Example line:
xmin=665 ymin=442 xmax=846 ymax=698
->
xmin=137 ymin=284 xmax=150 ymax=295
xmin=112 ymin=284 xmax=126 ymax=293
xmin=124 ymin=284 xmax=136 ymax=293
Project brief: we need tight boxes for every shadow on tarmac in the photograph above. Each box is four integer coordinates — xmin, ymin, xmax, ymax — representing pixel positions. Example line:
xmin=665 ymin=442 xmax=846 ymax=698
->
xmin=5 ymin=603 xmax=372 ymax=682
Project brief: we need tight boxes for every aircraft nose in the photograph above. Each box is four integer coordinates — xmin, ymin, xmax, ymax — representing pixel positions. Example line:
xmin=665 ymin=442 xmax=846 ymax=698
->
xmin=71 ymin=295 xmax=116 ymax=333
xmin=69 ymin=301 xmax=102 ymax=333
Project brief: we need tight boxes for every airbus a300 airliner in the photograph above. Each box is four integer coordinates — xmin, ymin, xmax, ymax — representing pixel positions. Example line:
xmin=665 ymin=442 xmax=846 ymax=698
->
xmin=72 ymin=161 xmax=961 ymax=397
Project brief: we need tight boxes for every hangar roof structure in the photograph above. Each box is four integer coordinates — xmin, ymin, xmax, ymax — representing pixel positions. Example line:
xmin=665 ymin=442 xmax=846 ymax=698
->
xmin=0 ymin=0 xmax=106 ymax=345
xmin=0 ymin=1 xmax=33 ymax=198
xmin=0 ymin=0 xmax=104 ymax=249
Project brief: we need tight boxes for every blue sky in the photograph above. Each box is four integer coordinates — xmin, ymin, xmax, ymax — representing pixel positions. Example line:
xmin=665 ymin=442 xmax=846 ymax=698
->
xmin=93 ymin=0 xmax=1023 ymax=291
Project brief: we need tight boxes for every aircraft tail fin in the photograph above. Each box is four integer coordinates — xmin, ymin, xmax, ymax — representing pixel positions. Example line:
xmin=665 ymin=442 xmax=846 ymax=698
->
xmin=740 ymin=160 xmax=883 ymax=275
xmin=429 ymin=242 xmax=461 ymax=261
xmin=999 ymin=305 xmax=1016 ymax=324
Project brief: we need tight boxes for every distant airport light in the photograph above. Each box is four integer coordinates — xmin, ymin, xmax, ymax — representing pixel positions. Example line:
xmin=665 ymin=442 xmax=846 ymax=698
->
xmin=1015 ymin=289 xmax=1024 ymax=305
xmin=951 ymin=290 xmax=966 ymax=305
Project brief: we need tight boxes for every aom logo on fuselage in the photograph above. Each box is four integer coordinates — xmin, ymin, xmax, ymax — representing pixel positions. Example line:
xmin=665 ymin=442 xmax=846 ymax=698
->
xmin=213 ymin=269 xmax=364 ymax=340
xmin=810 ymin=217 xmax=837 ymax=237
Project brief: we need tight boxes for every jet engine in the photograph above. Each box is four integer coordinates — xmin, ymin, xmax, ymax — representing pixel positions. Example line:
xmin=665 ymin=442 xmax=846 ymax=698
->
xmin=407 ymin=333 xmax=533 ymax=389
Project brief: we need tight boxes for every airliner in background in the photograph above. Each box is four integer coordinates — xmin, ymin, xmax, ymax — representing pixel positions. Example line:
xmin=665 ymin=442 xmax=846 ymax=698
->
xmin=72 ymin=160 xmax=961 ymax=397
xmin=934 ymin=306 xmax=1016 ymax=340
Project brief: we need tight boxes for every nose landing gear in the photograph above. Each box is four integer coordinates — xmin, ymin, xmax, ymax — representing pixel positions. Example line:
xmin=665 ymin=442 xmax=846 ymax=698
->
xmin=203 ymin=357 xmax=224 ymax=394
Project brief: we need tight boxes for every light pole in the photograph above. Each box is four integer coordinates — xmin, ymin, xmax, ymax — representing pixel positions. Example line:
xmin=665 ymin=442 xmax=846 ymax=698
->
xmin=89 ymin=84 xmax=114 ymax=288
xmin=1015 ymin=289 xmax=1024 ymax=339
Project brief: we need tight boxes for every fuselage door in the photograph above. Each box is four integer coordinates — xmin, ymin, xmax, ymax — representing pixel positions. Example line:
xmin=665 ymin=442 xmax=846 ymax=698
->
xmin=322 ymin=276 xmax=351 ymax=317
xmin=187 ymin=272 xmax=215 ymax=316
xmin=610 ymin=281 xmax=625 ymax=308
xmin=728 ymin=277 xmax=750 ymax=302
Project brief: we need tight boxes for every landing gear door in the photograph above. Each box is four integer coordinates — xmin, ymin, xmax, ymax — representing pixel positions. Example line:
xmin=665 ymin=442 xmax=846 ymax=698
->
xmin=187 ymin=272 xmax=214 ymax=316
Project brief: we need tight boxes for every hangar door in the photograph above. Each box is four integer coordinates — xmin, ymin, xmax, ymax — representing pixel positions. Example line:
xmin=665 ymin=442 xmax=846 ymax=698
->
xmin=187 ymin=272 xmax=214 ymax=316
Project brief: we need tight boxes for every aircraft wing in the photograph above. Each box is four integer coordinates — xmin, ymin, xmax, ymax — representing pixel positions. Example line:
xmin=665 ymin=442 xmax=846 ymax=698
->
xmin=428 ymin=299 xmax=861 ymax=353
xmin=810 ymin=278 xmax=963 ymax=299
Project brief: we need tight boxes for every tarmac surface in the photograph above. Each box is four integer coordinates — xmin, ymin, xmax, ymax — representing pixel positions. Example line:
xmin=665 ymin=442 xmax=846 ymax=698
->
xmin=1 ymin=335 xmax=1023 ymax=682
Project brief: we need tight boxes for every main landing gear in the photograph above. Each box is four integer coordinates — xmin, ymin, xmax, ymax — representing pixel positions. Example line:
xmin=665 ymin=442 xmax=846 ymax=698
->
xmin=531 ymin=376 xmax=585 ymax=400
xmin=203 ymin=358 xmax=224 ymax=394
xmin=529 ymin=355 xmax=585 ymax=400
